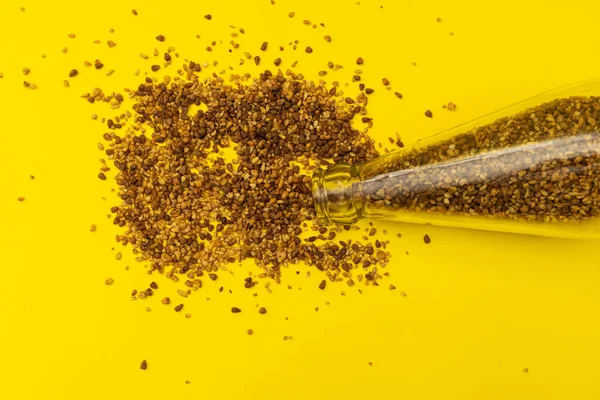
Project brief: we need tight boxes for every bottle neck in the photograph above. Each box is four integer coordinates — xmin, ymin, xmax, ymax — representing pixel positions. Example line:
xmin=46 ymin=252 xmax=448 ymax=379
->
xmin=312 ymin=163 xmax=364 ymax=225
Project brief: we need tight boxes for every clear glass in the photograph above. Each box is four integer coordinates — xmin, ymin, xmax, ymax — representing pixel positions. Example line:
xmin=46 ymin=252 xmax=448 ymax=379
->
xmin=312 ymin=79 xmax=600 ymax=239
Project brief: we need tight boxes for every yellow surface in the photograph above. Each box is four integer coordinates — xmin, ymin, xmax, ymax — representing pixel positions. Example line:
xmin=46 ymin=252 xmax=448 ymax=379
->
xmin=1 ymin=0 xmax=600 ymax=399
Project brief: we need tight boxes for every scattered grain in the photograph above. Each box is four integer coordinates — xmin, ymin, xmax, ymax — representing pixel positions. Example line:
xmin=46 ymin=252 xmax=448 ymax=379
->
xmin=92 ymin=64 xmax=388 ymax=291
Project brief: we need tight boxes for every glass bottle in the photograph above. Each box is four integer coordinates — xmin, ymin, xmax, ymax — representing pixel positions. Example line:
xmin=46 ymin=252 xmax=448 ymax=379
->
xmin=312 ymin=79 xmax=600 ymax=239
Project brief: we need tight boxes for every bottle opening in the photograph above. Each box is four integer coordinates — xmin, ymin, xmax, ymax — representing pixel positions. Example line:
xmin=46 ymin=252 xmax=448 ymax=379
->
xmin=311 ymin=163 xmax=362 ymax=225
xmin=312 ymin=167 xmax=331 ymax=225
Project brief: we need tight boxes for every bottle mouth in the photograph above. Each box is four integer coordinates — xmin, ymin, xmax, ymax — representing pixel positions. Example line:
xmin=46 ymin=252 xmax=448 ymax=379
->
xmin=311 ymin=163 xmax=362 ymax=226
xmin=311 ymin=167 xmax=331 ymax=225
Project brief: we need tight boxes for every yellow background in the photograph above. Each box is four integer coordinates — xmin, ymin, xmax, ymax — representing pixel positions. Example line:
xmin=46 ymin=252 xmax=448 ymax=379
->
xmin=1 ymin=0 xmax=600 ymax=399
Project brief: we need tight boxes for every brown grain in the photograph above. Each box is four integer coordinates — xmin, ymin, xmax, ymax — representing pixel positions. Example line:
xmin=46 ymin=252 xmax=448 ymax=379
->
xmin=93 ymin=65 xmax=388 ymax=290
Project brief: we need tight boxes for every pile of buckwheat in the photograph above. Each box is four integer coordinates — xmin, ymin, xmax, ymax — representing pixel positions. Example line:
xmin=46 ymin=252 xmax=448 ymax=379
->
xmin=101 ymin=67 xmax=390 ymax=287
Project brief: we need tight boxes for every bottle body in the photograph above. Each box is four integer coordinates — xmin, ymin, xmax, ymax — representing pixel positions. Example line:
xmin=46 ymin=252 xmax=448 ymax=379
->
xmin=313 ymin=79 xmax=600 ymax=239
